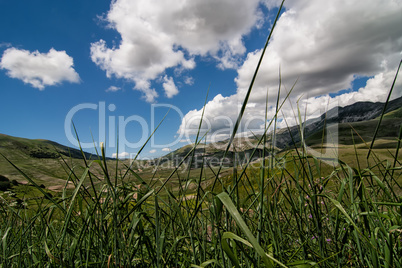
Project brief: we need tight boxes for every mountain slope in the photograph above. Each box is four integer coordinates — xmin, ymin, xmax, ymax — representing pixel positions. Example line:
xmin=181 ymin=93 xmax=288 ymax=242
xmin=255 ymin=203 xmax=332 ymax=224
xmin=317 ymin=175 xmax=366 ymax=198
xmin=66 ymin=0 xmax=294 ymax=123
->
xmin=0 ymin=134 xmax=99 ymax=160
xmin=156 ymin=96 xmax=402 ymax=166
xmin=269 ymin=96 xmax=402 ymax=149
xmin=0 ymin=134 xmax=106 ymax=189
xmin=157 ymin=141 xmax=268 ymax=168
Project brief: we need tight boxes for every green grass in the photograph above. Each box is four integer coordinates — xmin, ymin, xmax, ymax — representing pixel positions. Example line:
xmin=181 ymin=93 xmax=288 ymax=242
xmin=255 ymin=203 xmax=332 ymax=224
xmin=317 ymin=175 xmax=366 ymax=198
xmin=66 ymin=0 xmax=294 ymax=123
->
xmin=1 ymin=2 xmax=402 ymax=266
xmin=381 ymin=107 xmax=402 ymax=119
xmin=1 ymin=139 xmax=401 ymax=267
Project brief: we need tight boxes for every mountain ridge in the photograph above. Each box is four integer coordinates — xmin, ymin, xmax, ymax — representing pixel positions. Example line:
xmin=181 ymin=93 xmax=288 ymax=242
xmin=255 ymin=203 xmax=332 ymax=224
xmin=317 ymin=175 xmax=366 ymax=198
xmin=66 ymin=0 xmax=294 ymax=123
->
xmin=269 ymin=95 xmax=402 ymax=149
xmin=159 ymin=96 xmax=402 ymax=167
xmin=0 ymin=133 xmax=100 ymax=160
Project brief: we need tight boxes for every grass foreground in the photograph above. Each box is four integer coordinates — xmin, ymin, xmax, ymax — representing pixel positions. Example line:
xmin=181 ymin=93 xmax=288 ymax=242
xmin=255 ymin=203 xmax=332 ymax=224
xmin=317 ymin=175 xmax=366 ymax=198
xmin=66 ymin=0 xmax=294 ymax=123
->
xmin=0 ymin=137 xmax=401 ymax=267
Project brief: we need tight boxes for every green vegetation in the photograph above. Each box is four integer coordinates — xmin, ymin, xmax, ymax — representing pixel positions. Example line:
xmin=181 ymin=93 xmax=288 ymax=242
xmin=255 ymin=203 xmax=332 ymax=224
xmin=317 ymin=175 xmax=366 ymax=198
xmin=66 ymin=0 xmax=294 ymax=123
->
xmin=0 ymin=133 xmax=107 ymax=190
xmin=1 ymin=128 xmax=401 ymax=267
xmin=381 ymin=107 xmax=402 ymax=119
xmin=1 ymin=4 xmax=402 ymax=266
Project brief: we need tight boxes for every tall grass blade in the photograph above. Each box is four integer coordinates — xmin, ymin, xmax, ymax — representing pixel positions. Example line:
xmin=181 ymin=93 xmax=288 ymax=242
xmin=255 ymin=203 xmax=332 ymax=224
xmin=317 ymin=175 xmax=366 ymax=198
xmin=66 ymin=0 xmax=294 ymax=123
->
xmin=212 ymin=0 xmax=285 ymax=191
xmin=367 ymin=58 xmax=402 ymax=158
xmin=217 ymin=192 xmax=287 ymax=268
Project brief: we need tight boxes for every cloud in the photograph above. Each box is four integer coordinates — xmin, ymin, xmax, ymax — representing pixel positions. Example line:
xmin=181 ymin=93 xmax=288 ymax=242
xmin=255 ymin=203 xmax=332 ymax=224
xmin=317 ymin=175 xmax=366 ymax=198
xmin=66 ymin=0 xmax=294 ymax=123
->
xmin=235 ymin=0 xmax=402 ymax=103
xmin=91 ymin=0 xmax=263 ymax=102
xmin=0 ymin=47 xmax=80 ymax=89
xmin=0 ymin=42 xmax=12 ymax=48
xmin=149 ymin=149 xmax=157 ymax=154
xmin=162 ymin=75 xmax=179 ymax=98
xmin=178 ymin=0 xmax=402 ymax=139
xmin=184 ymin=76 xmax=195 ymax=86
xmin=162 ymin=148 xmax=171 ymax=152
xmin=112 ymin=152 xmax=130 ymax=158
xmin=106 ymin=86 xmax=121 ymax=92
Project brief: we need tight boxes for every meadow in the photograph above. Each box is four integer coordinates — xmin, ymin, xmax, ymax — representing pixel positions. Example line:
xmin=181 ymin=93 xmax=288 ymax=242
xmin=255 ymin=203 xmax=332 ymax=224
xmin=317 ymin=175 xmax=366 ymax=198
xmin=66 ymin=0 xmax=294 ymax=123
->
xmin=1 ymin=2 xmax=402 ymax=267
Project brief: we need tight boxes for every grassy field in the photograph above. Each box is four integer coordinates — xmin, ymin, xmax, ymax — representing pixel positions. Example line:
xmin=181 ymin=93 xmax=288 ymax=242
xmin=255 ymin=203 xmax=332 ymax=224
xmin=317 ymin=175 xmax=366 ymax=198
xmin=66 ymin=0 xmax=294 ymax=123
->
xmin=1 ymin=134 xmax=401 ymax=267
xmin=1 ymin=3 xmax=402 ymax=266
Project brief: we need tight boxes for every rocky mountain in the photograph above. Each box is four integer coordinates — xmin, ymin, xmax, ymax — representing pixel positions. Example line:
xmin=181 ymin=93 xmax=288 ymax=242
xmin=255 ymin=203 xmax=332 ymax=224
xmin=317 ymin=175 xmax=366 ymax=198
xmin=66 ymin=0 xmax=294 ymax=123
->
xmin=158 ymin=96 xmax=402 ymax=167
xmin=269 ymin=96 xmax=402 ymax=148
xmin=153 ymin=140 xmax=269 ymax=169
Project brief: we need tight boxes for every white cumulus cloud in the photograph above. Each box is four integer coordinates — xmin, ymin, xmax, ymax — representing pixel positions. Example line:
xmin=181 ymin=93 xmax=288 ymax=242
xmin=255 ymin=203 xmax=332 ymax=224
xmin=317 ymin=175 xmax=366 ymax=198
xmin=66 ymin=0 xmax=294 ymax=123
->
xmin=162 ymin=75 xmax=179 ymax=98
xmin=91 ymin=0 xmax=263 ymax=102
xmin=149 ymin=149 xmax=157 ymax=154
xmin=235 ymin=0 xmax=402 ymax=103
xmin=112 ymin=152 xmax=130 ymax=159
xmin=162 ymin=148 xmax=171 ymax=152
xmin=179 ymin=0 xmax=402 ymax=139
xmin=184 ymin=76 xmax=195 ymax=86
xmin=0 ymin=47 xmax=80 ymax=89
xmin=106 ymin=86 xmax=121 ymax=92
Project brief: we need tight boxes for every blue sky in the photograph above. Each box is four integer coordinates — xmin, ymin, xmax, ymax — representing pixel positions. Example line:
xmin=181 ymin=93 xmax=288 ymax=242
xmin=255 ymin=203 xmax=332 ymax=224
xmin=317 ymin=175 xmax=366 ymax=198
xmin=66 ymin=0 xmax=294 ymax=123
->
xmin=1 ymin=0 xmax=401 ymax=159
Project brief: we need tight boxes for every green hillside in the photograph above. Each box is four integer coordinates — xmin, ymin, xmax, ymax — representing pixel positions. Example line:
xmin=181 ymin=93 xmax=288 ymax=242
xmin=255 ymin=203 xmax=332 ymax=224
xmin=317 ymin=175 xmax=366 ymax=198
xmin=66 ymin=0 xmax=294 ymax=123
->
xmin=305 ymin=118 xmax=402 ymax=148
xmin=0 ymin=134 xmax=107 ymax=190
xmin=381 ymin=106 xmax=402 ymax=119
